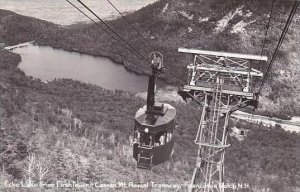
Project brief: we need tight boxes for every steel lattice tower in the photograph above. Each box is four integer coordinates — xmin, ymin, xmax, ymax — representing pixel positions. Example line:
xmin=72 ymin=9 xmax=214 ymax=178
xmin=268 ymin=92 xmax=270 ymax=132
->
xmin=178 ymin=48 xmax=267 ymax=192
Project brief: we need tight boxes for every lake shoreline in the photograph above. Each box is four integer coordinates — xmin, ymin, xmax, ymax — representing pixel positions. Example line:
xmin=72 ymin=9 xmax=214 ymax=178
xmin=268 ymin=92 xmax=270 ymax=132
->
xmin=6 ymin=40 xmax=171 ymax=93
xmin=12 ymin=43 xmax=297 ymax=123
xmin=14 ymin=44 xmax=158 ymax=93
xmin=35 ymin=42 xmax=150 ymax=77
xmin=35 ymin=41 xmax=174 ymax=85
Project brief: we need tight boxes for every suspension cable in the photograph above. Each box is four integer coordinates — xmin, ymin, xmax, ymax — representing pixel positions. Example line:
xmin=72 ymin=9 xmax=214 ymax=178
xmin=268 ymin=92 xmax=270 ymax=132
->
xmin=253 ymin=0 xmax=275 ymax=92
xmin=106 ymin=0 xmax=156 ymax=52
xmin=76 ymin=0 xmax=150 ymax=64
xmin=66 ymin=0 xmax=150 ymax=64
xmin=258 ymin=1 xmax=299 ymax=94
xmin=66 ymin=0 xmax=118 ymax=41
xmin=66 ymin=0 xmax=184 ymax=84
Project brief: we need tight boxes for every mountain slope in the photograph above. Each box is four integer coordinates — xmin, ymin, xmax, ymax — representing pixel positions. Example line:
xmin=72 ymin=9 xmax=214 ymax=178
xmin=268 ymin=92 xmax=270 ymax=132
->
xmin=0 ymin=9 xmax=58 ymax=45
xmin=1 ymin=0 xmax=299 ymax=117
xmin=1 ymin=1 xmax=300 ymax=191
xmin=0 ymin=49 xmax=300 ymax=192
xmin=114 ymin=0 xmax=300 ymax=117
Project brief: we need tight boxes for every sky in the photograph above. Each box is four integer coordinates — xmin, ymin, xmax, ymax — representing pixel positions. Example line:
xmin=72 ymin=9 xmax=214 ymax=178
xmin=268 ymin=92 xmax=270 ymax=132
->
xmin=1 ymin=0 xmax=157 ymax=25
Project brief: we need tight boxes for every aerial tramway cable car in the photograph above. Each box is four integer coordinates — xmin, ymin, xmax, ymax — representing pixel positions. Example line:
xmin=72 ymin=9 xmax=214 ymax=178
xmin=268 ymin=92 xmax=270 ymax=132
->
xmin=66 ymin=0 xmax=177 ymax=171
xmin=133 ymin=52 xmax=176 ymax=170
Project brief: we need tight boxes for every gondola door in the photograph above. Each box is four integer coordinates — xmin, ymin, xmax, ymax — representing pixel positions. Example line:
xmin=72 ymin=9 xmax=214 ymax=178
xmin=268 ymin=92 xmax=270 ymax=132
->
xmin=137 ymin=130 xmax=153 ymax=169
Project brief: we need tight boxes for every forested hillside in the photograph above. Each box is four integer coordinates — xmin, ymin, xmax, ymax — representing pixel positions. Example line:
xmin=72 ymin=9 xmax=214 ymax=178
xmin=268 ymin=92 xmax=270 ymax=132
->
xmin=1 ymin=0 xmax=300 ymax=192
xmin=0 ymin=47 xmax=300 ymax=192
xmin=1 ymin=0 xmax=300 ymax=117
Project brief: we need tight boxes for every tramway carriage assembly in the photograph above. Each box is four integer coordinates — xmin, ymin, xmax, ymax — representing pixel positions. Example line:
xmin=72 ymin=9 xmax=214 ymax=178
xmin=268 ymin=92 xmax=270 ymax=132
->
xmin=133 ymin=52 xmax=176 ymax=170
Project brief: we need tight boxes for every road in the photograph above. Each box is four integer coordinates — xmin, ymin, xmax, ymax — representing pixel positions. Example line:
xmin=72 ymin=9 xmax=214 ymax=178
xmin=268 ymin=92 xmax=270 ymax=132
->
xmin=232 ymin=111 xmax=300 ymax=133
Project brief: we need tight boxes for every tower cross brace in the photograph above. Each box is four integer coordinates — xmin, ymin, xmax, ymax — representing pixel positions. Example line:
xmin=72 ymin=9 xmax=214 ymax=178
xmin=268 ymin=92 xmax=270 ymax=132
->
xmin=178 ymin=48 xmax=267 ymax=192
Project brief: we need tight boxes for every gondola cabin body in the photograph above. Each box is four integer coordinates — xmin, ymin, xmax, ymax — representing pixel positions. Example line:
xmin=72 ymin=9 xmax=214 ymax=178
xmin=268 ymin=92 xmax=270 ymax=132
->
xmin=133 ymin=103 xmax=176 ymax=169
xmin=132 ymin=52 xmax=176 ymax=169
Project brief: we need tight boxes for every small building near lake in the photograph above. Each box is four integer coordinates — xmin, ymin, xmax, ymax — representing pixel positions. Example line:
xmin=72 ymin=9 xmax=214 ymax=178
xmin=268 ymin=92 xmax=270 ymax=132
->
xmin=230 ymin=126 xmax=249 ymax=141
xmin=0 ymin=43 xmax=5 ymax=50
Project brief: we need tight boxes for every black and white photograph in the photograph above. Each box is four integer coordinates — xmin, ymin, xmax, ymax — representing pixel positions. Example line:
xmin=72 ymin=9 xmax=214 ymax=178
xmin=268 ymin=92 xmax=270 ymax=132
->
xmin=0 ymin=0 xmax=300 ymax=192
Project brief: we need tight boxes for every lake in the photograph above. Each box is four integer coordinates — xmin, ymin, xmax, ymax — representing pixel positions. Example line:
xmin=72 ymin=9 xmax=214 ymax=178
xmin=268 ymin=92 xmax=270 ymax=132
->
xmin=12 ymin=46 xmax=300 ymax=131
xmin=2 ymin=0 xmax=158 ymax=25
xmin=14 ymin=45 xmax=159 ymax=92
